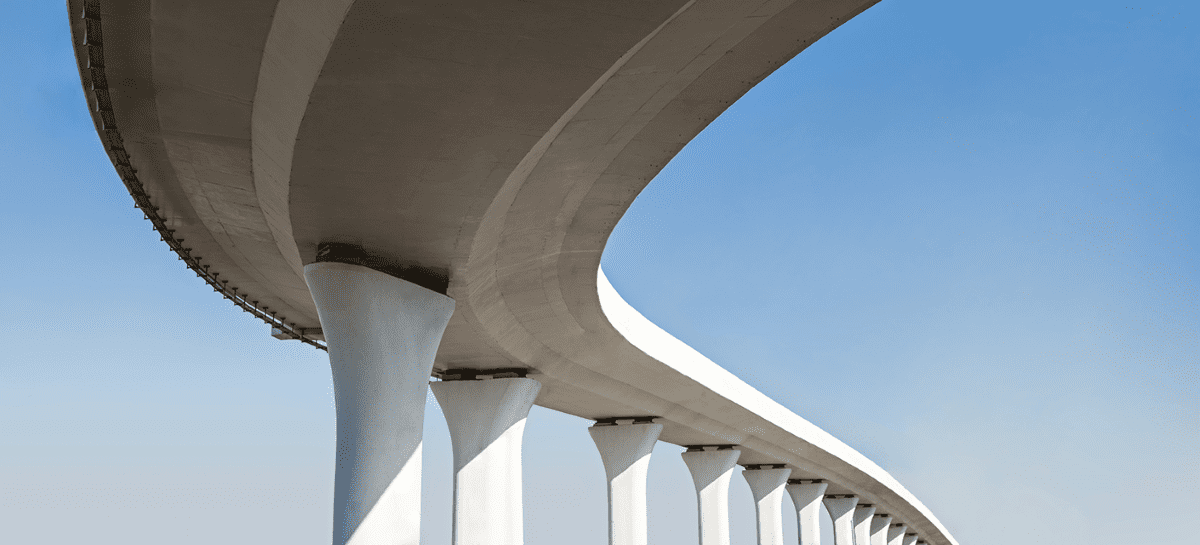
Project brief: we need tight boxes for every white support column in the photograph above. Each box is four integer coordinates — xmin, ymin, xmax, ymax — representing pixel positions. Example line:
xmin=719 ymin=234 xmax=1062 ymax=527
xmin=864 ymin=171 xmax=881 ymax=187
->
xmin=888 ymin=527 xmax=910 ymax=545
xmin=903 ymin=534 xmax=920 ymax=545
xmin=588 ymin=420 xmax=664 ymax=545
xmin=305 ymin=262 xmax=456 ymax=545
xmin=821 ymin=496 xmax=859 ymax=545
xmin=870 ymin=514 xmax=894 ymax=545
xmin=785 ymin=480 xmax=827 ymax=545
xmin=682 ymin=447 xmax=741 ymax=545
xmin=852 ymin=505 xmax=877 ymax=545
xmin=742 ymin=466 xmax=792 ymax=545
xmin=431 ymin=376 xmax=542 ymax=545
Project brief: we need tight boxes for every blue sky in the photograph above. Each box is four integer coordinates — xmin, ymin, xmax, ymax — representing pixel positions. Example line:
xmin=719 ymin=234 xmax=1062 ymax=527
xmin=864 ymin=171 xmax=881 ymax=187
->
xmin=1 ymin=1 xmax=1195 ymax=545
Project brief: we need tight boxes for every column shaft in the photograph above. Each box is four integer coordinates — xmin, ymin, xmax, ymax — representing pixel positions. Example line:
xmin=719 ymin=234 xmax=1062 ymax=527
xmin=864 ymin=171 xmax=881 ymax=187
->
xmin=743 ymin=468 xmax=792 ymax=545
xmin=903 ymin=534 xmax=920 ymax=545
xmin=888 ymin=525 xmax=909 ymax=545
xmin=870 ymin=515 xmax=893 ymax=545
xmin=305 ymin=262 xmax=455 ymax=545
xmin=821 ymin=496 xmax=859 ymax=545
xmin=588 ymin=422 xmax=663 ymax=545
xmin=431 ymin=377 xmax=542 ymax=545
xmin=852 ymin=505 xmax=877 ymax=545
xmin=785 ymin=482 xmax=827 ymax=545
xmin=682 ymin=448 xmax=741 ymax=545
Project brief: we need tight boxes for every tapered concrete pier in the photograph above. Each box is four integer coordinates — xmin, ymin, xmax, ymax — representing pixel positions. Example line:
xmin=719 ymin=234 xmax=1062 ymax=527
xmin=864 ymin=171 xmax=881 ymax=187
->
xmin=431 ymin=376 xmax=541 ymax=545
xmin=743 ymin=467 xmax=792 ymax=545
xmin=822 ymin=496 xmax=859 ymax=545
xmin=871 ymin=514 xmax=894 ymax=545
xmin=589 ymin=420 xmax=663 ymax=545
xmin=786 ymin=480 xmax=828 ymax=545
xmin=682 ymin=447 xmax=741 ymax=545
xmin=853 ymin=504 xmax=878 ymax=545
xmin=305 ymin=262 xmax=455 ymax=545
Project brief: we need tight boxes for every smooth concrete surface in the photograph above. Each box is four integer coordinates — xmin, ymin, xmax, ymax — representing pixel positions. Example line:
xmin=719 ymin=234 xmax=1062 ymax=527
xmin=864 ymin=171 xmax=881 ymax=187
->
xmin=888 ymin=525 xmax=909 ymax=545
xmin=786 ymin=481 xmax=828 ymax=545
xmin=742 ymin=468 xmax=792 ymax=545
xmin=595 ymin=271 xmax=951 ymax=536
xmin=871 ymin=515 xmax=894 ymax=545
xmin=682 ymin=449 xmax=742 ymax=545
xmin=69 ymin=2 xmax=962 ymax=544
xmin=588 ymin=422 xmax=664 ymax=545
xmin=430 ymin=378 xmax=542 ymax=545
xmin=854 ymin=505 xmax=878 ymax=545
xmin=903 ymin=535 xmax=920 ymax=545
xmin=823 ymin=496 xmax=859 ymax=545
xmin=304 ymin=262 xmax=455 ymax=545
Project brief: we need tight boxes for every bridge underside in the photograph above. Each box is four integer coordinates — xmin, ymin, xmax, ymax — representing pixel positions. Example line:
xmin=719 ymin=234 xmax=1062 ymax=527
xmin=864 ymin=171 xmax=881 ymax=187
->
xmin=69 ymin=1 xmax=959 ymax=544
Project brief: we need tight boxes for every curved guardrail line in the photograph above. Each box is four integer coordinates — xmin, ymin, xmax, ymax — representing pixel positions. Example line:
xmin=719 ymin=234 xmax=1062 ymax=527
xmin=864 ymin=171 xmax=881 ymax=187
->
xmin=71 ymin=0 xmax=326 ymax=351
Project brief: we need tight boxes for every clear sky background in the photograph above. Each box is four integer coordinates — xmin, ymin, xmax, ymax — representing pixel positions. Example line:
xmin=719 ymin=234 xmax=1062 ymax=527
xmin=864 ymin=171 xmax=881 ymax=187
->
xmin=1 ymin=1 xmax=1195 ymax=545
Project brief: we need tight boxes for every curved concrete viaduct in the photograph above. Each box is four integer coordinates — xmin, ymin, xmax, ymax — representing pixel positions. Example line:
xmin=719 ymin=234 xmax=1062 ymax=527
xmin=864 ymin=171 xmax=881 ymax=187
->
xmin=69 ymin=1 xmax=960 ymax=545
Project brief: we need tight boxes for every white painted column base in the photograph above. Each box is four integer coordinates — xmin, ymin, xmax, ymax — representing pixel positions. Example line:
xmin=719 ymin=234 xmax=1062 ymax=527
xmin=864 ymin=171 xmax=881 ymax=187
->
xmin=305 ymin=262 xmax=455 ymax=545
xmin=786 ymin=480 xmax=827 ymax=545
xmin=742 ymin=467 xmax=792 ymax=545
xmin=682 ymin=447 xmax=741 ymax=545
xmin=853 ymin=504 xmax=877 ymax=545
xmin=431 ymin=377 xmax=542 ymax=545
xmin=589 ymin=421 xmax=663 ymax=545
xmin=822 ymin=496 xmax=859 ymax=545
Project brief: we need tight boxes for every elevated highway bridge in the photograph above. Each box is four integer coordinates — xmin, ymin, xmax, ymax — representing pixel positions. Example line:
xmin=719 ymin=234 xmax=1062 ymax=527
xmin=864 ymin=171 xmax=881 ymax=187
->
xmin=69 ymin=1 xmax=961 ymax=545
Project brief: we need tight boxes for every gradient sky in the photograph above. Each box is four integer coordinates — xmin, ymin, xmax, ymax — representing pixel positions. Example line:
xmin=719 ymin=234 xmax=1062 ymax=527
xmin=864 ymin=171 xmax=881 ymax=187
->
xmin=1 ymin=1 xmax=1195 ymax=545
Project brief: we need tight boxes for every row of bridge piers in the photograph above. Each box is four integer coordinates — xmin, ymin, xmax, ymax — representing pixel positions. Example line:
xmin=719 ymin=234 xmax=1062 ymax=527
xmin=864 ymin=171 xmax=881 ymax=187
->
xmin=307 ymin=261 xmax=928 ymax=545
